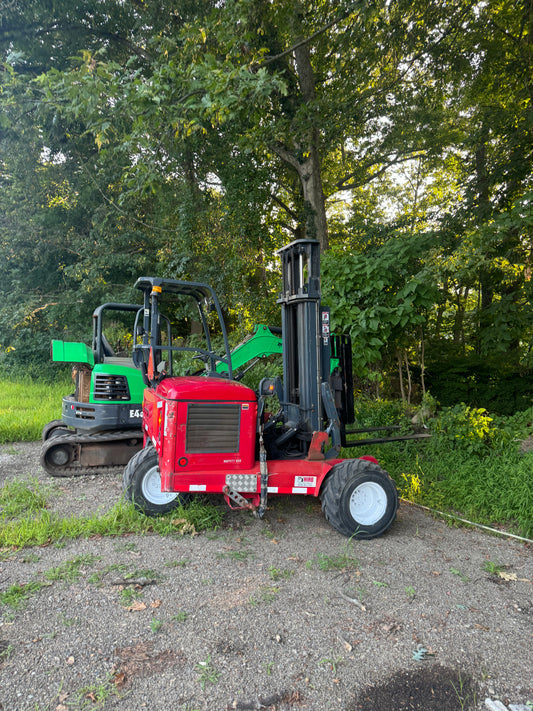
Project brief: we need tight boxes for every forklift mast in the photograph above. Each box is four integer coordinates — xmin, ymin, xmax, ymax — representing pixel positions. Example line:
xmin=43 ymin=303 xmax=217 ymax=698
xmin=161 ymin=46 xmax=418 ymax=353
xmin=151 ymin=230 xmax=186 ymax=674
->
xmin=277 ymin=239 xmax=332 ymax=435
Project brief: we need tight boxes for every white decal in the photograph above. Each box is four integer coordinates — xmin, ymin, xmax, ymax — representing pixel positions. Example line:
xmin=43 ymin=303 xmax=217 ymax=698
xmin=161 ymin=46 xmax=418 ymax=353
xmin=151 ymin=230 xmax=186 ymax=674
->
xmin=129 ymin=409 xmax=142 ymax=419
xmin=294 ymin=476 xmax=317 ymax=487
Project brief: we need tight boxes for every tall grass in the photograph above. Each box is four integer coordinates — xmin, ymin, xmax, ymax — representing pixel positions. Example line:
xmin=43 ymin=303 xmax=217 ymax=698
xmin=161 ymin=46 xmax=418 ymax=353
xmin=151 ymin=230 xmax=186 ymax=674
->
xmin=0 ymin=375 xmax=72 ymax=443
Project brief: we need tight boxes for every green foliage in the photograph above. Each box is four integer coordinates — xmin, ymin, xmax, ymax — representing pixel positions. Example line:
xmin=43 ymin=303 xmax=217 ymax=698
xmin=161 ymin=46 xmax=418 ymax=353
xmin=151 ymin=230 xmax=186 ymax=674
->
xmin=429 ymin=404 xmax=495 ymax=456
xmin=322 ymin=236 xmax=438 ymax=378
xmin=344 ymin=398 xmax=533 ymax=538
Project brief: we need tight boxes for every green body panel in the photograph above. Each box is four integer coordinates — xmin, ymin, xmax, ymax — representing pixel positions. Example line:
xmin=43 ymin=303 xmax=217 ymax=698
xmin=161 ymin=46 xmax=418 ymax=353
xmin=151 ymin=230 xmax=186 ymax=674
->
xmin=89 ymin=362 xmax=145 ymax=405
xmin=216 ymin=324 xmax=339 ymax=375
xmin=216 ymin=325 xmax=283 ymax=374
xmin=51 ymin=339 xmax=94 ymax=366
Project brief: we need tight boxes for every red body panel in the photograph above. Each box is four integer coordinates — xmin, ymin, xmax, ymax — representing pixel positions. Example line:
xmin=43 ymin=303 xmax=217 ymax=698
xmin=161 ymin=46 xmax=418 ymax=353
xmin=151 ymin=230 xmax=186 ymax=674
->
xmin=142 ymin=375 xmax=366 ymax=499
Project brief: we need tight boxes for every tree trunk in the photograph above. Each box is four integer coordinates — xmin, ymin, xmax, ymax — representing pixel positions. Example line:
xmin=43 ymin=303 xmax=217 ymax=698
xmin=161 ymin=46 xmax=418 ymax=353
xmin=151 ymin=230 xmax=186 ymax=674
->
xmin=292 ymin=41 xmax=328 ymax=252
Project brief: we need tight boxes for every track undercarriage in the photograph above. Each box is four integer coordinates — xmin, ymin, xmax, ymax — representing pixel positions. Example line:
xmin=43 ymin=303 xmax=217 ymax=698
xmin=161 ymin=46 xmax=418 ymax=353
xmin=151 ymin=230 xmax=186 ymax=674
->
xmin=40 ymin=429 xmax=143 ymax=477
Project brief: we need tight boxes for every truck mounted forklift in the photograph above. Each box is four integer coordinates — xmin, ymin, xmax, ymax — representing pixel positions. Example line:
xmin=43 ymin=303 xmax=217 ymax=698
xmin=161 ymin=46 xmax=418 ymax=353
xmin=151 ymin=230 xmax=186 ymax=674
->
xmin=123 ymin=239 xmax=398 ymax=539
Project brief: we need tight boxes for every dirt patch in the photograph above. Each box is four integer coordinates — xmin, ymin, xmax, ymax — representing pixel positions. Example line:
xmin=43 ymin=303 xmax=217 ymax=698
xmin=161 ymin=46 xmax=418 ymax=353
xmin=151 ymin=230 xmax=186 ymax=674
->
xmin=352 ymin=665 xmax=478 ymax=710
xmin=0 ymin=441 xmax=532 ymax=711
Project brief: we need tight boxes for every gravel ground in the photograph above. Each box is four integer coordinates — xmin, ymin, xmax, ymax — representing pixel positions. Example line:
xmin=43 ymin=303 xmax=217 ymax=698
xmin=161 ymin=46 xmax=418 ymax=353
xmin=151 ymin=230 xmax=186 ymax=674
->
xmin=0 ymin=441 xmax=531 ymax=711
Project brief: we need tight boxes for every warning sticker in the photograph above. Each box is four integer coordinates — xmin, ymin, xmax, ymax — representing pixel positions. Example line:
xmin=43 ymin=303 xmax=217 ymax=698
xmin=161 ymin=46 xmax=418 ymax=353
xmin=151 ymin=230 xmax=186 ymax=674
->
xmin=294 ymin=476 xmax=317 ymax=488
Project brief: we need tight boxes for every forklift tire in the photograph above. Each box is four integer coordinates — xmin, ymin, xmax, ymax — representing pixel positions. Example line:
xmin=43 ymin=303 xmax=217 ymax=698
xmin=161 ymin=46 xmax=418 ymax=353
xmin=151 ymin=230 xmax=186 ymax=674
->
xmin=42 ymin=420 xmax=70 ymax=441
xmin=122 ymin=445 xmax=190 ymax=516
xmin=321 ymin=459 xmax=398 ymax=539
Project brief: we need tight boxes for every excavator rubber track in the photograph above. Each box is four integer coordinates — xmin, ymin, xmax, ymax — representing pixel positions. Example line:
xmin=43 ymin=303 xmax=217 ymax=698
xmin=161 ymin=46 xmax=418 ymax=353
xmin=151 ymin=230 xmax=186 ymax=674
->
xmin=40 ymin=429 xmax=144 ymax=477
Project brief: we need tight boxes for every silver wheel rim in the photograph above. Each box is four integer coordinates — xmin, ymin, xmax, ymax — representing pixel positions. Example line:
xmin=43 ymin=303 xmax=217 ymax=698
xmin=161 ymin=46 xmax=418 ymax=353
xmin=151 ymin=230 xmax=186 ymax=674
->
xmin=349 ymin=481 xmax=387 ymax=526
xmin=141 ymin=464 xmax=179 ymax=506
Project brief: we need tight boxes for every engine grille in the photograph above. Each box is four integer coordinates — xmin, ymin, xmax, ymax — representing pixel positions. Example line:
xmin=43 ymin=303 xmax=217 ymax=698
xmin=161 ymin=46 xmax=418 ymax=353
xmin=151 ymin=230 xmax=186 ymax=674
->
xmin=93 ymin=374 xmax=131 ymax=401
xmin=186 ymin=403 xmax=240 ymax=453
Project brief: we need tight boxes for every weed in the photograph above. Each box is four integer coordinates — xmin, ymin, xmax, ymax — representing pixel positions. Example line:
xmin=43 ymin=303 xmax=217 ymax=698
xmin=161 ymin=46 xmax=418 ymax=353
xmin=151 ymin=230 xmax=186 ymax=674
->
xmin=171 ymin=611 xmax=188 ymax=622
xmin=412 ymin=644 xmax=430 ymax=661
xmin=0 ymin=642 xmax=14 ymax=662
xmin=483 ymin=560 xmax=505 ymax=575
xmin=114 ymin=541 xmax=138 ymax=552
xmin=0 ymin=581 xmax=44 ymax=610
xmin=196 ymin=655 xmax=220 ymax=689
xmin=450 ymin=567 xmax=469 ymax=583
xmin=44 ymin=554 xmax=100 ymax=583
xmin=451 ymin=670 xmax=477 ymax=710
xmin=59 ymin=613 xmax=79 ymax=627
xmin=119 ymin=587 xmax=142 ymax=606
xmin=372 ymin=580 xmax=388 ymax=588
xmin=125 ymin=567 xmax=160 ymax=581
xmin=405 ymin=585 xmax=416 ymax=599
xmin=19 ymin=552 xmax=40 ymax=563
xmin=165 ymin=558 xmax=190 ymax=568
xmin=75 ymin=673 xmax=125 ymax=708
xmin=320 ymin=654 xmax=343 ymax=675
xmin=218 ymin=549 xmax=252 ymax=561
xmin=269 ymin=566 xmax=294 ymax=581
xmin=150 ymin=618 xmax=163 ymax=633
xmin=316 ymin=550 xmax=359 ymax=572
xmin=263 ymin=661 xmax=274 ymax=676
xmin=249 ymin=586 xmax=279 ymax=606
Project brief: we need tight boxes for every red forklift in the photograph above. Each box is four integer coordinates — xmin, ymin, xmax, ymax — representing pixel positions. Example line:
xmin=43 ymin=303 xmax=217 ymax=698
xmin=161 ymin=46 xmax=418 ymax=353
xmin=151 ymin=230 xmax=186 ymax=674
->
xmin=123 ymin=239 xmax=398 ymax=538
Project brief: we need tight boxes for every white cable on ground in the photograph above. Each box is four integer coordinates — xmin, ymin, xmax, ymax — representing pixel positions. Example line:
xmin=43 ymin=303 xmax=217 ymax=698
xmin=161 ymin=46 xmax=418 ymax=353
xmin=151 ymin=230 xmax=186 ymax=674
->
xmin=399 ymin=498 xmax=533 ymax=544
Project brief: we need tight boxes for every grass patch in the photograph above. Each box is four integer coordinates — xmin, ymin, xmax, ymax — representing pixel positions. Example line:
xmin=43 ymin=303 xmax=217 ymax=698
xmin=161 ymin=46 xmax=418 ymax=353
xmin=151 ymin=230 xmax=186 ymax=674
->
xmin=0 ymin=475 xmax=225 ymax=549
xmin=0 ymin=478 xmax=51 ymax=517
xmin=0 ymin=375 xmax=71 ymax=443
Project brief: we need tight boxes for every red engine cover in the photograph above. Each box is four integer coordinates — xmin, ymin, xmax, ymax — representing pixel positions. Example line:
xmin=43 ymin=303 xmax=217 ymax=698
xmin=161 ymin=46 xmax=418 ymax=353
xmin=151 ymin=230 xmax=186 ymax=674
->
xmin=142 ymin=377 xmax=258 ymax=488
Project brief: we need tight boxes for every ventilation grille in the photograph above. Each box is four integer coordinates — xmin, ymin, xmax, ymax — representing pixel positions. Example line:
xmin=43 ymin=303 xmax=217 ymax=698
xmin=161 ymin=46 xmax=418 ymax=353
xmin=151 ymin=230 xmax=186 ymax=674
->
xmin=93 ymin=374 xmax=131 ymax=401
xmin=186 ymin=404 xmax=240 ymax=453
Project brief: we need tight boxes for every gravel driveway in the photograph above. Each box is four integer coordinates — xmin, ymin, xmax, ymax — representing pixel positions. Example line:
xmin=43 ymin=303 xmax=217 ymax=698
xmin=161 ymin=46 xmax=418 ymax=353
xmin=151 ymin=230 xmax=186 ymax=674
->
xmin=0 ymin=442 xmax=531 ymax=711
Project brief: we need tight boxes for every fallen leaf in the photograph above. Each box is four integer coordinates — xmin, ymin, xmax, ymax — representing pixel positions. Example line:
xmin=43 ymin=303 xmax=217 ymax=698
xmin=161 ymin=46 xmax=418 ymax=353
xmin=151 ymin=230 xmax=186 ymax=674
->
xmin=499 ymin=571 xmax=529 ymax=582
xmin=150 ymin=600 xmax=162 ymax=608
xmin=65 ymin=656 xmax=75 ymax=665
xmin=270 ymin=539 xmax=279 ymax=544
xmin=55 ymin=705 xmax=68 ymax=711
xmin=85 ymin=692 xmax=97 ymax=702
xmin=111 ymin=671 xmax=127 ymax=689
xmin=126 ymin=601 xmax=147 ymax=612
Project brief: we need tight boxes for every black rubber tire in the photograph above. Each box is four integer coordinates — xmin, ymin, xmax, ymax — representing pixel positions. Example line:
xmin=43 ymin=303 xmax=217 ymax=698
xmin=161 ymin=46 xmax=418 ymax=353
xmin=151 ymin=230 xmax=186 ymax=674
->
xmin=42 ymin=419 xmax=70 ymax=442
xmin=122 ymin=445 xmax=191 ymax=516
xmin=321 ymin=459 xmax=398 ymax=539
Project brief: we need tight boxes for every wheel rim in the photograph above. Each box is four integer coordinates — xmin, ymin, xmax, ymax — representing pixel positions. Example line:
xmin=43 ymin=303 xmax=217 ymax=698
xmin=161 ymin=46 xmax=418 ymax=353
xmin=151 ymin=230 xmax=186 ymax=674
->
xmin=141 ymin=464 xmax=179 ymax=506
xmin=349 ymin=481 xmax=387 ymax=526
